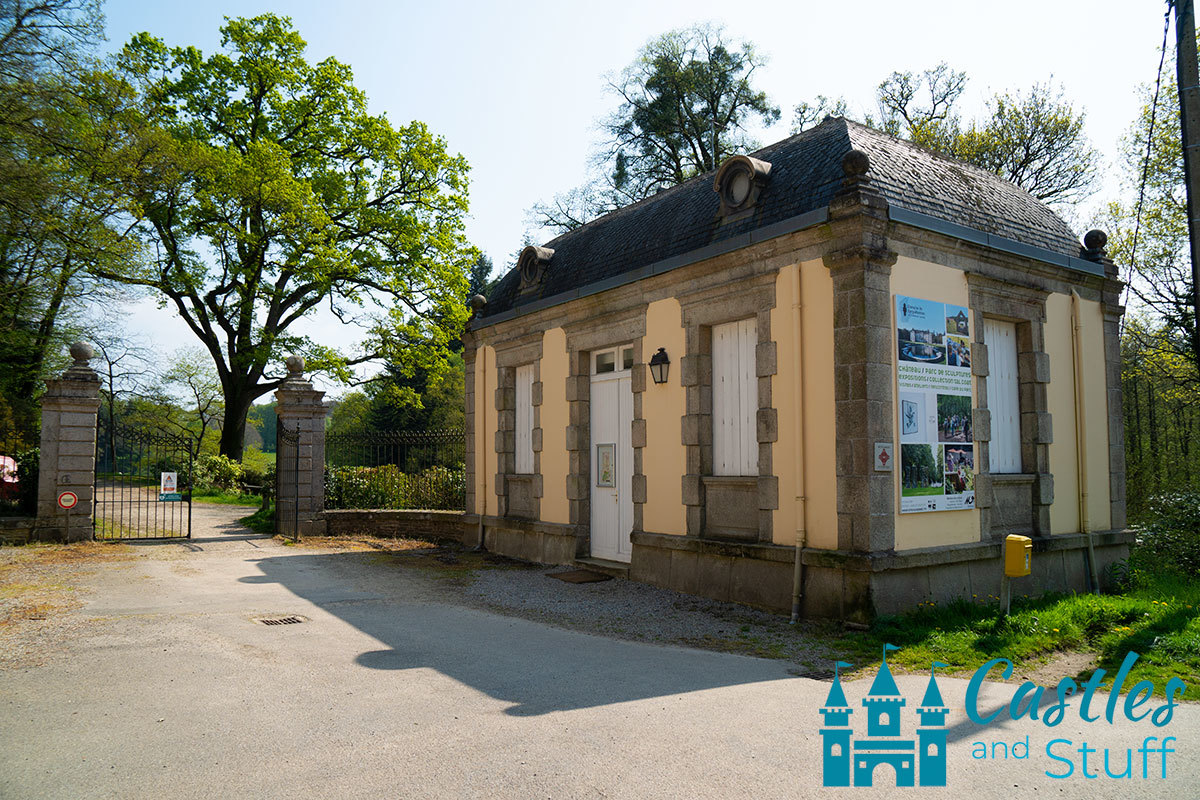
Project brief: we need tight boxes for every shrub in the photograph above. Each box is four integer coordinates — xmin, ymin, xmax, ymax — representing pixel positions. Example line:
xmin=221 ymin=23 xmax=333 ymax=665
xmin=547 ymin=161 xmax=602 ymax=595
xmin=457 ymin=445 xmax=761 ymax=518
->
xmin=241 ymin=446 xmax=270 ymax=489
xmin=324 ymin=465 xmax=407 ymax=510
xmin=0 ymin=447 xmax=38 ymax=515
xmin=323 ymin=463 xmax=465 ymax=510
xmin=1130 ymin=490 xmax=1200 ymax=578
xmin=193 ymin=454 xmax=244 ymax=493
xmin=406 ymin=464 xmax=466 ymax=510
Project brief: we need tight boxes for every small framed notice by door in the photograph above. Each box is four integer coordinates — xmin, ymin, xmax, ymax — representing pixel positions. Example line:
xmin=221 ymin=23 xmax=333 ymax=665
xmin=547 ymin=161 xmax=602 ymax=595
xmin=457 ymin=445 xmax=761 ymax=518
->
xmin=596 ymin=443 xmax=615 ymax=487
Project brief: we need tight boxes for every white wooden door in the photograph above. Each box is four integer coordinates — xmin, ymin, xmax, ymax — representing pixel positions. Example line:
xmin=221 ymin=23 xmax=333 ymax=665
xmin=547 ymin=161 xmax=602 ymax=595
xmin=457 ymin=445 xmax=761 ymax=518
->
xmin=590 ymin=347 xmax=634 ymax=562
xmin=985 ymin=319 xmax=1021 ymax=473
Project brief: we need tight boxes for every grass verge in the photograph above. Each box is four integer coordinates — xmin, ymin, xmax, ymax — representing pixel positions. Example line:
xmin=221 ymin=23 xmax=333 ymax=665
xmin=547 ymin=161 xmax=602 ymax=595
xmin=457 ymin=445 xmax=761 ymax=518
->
xmin=192 ymin=489 xmax=262 ymax=505
xmin=239 ymin=506 xmax=275 ymax=535
xmin=836 ymin=570 xmax=1200 ymax=700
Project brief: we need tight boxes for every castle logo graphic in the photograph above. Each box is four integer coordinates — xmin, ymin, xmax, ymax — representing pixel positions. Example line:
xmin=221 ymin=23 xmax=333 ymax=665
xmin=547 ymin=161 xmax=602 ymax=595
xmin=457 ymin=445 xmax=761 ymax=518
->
xmin=820 ymin=645 xmax=949 ymax=787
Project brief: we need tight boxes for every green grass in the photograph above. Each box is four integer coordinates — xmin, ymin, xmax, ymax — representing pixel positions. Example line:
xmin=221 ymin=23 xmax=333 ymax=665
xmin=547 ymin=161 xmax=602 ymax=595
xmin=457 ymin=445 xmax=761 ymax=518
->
xmin=95 ymin=473 xmax=156 ymax=487
xmin=238 ymin=506 xmax=274 ymax=535
xmin=901 ymin=486 xmax=943 ymax=497
xmin=191 ymin=489 xmax=262 ymax=505
xmin=836 ymin=570 xmax=1200 ymax=700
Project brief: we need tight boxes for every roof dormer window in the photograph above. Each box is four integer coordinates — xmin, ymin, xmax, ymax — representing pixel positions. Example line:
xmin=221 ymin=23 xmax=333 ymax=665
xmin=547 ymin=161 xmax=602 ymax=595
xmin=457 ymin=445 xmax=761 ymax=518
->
xmin=517 ymin=245 xmax=554 ymax=292
xmin=714 ymin=155 xmax=771 ymax=217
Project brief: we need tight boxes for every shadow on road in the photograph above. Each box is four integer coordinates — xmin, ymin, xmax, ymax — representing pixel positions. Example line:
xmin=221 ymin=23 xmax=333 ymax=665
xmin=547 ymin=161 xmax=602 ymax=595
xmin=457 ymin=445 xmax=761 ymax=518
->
xmin=241 ymin=551 xmax=794 ymax=717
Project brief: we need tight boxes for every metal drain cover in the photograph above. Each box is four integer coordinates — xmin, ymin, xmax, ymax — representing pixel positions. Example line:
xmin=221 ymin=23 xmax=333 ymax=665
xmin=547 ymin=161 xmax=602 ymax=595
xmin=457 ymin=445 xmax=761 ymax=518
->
xmin=253 ymin=615 xmax=308 ymax=626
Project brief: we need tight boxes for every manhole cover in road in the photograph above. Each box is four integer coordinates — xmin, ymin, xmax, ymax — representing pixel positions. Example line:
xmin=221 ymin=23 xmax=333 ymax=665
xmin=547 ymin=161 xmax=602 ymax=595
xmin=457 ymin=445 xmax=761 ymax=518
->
xmin=253 ymin=615 xmax=309 ymax=626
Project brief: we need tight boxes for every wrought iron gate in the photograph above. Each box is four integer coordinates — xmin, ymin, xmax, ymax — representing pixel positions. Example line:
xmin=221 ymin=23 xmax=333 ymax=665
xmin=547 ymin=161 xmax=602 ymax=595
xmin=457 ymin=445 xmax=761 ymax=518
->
xmin=94 ymin=419 xmax=193 ymax=540
xmin=275 ymin=419 xmax=299 ymax=542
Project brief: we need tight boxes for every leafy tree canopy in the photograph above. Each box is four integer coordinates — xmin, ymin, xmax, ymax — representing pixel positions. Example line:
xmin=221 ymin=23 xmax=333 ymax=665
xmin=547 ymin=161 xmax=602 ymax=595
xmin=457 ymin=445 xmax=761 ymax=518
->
xmin=792 ymin=63 xmax=1099 ymax=207
xmin=530 ymin=23 xmax=779 ymax=233
xmin=102 ymin=14 xmax=476 ymax=459
xmin=0 ymin=0 xmax=136 ymax=432
xmin=1104 ymin=34 xmax=1198 ymax=381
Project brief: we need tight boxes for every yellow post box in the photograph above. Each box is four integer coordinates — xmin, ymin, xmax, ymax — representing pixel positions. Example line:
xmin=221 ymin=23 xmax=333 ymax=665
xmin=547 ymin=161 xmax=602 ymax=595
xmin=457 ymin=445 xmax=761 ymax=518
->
xmin=1005 ymin=535 xmax=1032 ymax=577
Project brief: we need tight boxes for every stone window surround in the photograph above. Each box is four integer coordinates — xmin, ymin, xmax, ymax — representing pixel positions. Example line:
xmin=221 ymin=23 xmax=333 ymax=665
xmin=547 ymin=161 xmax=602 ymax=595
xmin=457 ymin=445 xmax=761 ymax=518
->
xmin=677 ymin=273 xmax=778 ymax=543
xmin=492 ymin=335 xmax=543 ymax=521
xmin=967 ymin=274 xmax=1054 ymax=538
xmin=562 ymin=308 xmax=649 ymax=551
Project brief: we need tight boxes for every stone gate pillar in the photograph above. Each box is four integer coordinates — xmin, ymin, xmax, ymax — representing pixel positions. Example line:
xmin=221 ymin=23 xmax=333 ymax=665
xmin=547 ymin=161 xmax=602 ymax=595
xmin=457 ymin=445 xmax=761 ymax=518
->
xmin=36 ymin=342 xmax=101 ymax=542
xmin=274 ymin=356 xmax=327 ymax=537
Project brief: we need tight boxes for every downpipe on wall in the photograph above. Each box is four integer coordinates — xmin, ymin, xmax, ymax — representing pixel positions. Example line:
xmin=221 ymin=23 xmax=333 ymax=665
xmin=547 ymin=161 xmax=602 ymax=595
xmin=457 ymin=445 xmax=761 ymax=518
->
xmin=791 ymin=265 xmax=808 ymax=624
xmin=1071 ymin=291 xmax=1098 ymax=594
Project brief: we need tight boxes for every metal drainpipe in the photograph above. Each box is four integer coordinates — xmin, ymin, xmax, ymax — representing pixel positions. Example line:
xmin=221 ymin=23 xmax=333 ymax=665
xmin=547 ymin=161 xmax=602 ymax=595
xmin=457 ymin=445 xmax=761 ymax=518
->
xmin=475 ymin=346 xmax=488 ymax=552
xmin=790 ymin=265 xmax=808 ymax=624
xmin=1071 ymin=291 xmax=1098 ymax=593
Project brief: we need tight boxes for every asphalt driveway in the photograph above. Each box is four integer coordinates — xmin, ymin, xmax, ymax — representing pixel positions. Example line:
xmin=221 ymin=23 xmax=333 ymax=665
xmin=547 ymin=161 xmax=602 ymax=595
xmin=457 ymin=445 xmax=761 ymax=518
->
xmin=1 ymin=509 xmax=1197 ymax=799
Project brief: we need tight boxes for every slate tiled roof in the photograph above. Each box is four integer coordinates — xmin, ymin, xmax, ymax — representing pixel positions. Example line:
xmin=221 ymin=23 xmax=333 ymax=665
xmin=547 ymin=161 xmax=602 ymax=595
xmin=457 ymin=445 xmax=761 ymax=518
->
xmin=481 ymin=117 xmax=1082 ymax=319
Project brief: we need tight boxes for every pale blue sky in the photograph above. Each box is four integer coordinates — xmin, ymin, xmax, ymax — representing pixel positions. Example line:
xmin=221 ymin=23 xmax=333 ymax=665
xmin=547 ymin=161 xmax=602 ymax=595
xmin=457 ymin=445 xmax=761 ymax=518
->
xmin=97 ymin=0 xmax=1166 ymax=391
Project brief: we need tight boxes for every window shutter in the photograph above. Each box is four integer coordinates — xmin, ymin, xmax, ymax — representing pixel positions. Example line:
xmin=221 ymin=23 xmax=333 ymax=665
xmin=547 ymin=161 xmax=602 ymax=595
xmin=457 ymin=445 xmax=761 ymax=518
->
xmin=712 ymin=319 xmax=758 ymax=476
xmin=985 ymin=320 xmax=1020 ymax=473
xmin=515 ymin=364 xmax=534 ymax=474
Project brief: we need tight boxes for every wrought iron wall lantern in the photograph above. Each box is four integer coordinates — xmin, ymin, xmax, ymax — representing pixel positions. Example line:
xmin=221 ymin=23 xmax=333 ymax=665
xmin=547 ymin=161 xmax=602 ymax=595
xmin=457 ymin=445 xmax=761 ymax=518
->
xmin=648 ymin=347 xmax=670 ymax=384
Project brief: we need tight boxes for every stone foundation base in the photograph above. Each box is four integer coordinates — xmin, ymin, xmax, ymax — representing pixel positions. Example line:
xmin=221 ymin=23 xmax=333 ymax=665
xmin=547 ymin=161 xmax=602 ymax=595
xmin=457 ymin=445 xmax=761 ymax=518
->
xmin=632 ymin=529 xmax=1134 ymax=622
xmin=457 ymin=520 xmax=1134 ymax=622
xmin=464 ymin=514 xmax=579 ymax=565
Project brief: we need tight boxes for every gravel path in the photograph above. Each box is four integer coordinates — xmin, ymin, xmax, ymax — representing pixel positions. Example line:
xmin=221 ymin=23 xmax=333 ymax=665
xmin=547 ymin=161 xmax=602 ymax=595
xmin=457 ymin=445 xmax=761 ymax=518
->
xmin=454 ymin=551 xmax=840 ymax=671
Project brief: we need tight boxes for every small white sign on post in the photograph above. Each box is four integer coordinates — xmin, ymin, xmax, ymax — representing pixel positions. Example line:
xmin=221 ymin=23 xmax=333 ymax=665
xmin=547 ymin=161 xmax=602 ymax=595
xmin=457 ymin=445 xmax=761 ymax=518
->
xmin=159 ymin=472 xmax=181 ymax=502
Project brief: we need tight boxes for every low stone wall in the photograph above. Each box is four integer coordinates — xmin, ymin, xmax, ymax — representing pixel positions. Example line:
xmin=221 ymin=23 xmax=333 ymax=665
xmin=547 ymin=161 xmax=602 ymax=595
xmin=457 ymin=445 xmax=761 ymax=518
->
xmin=321 ymin=509 xmax=464 ymax=542
xmin=0 ymin=517 xmax=35 ymax=545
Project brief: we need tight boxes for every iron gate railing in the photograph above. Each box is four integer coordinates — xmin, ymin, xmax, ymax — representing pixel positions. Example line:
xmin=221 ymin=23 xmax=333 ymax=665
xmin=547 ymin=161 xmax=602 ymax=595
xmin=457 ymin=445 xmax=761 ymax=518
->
xmin=94 ymin=419 xmax=193 ymax=540
xmin=0 ymin=427 xmax=37 ymax=517
xmin=324 ymin=428 xmax=465 ymax=510
xmin=275 ymin=419 xmax=299 ymax=542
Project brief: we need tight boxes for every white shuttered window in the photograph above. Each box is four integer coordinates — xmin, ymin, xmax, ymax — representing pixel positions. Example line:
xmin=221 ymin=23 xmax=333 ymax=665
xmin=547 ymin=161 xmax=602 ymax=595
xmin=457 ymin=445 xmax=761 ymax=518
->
xmin=515 ymin=364 xmax=535 ymax=474
xmin=712 ymin=318 xmax=757 ymax=476
xmin=984 ymin=319 xmax=1021 ymax=473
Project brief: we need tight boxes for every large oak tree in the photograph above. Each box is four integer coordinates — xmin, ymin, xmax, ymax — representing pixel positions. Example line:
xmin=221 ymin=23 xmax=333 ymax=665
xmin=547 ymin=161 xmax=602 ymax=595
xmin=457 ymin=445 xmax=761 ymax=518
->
xmin=104 ymin=15 xmax=474 ymax=459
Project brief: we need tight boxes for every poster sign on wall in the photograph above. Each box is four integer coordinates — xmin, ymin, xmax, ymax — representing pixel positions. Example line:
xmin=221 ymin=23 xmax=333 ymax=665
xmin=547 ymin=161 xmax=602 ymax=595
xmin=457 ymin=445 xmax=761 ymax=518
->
xmin=895 ymin=295 xmax=975 ymax=513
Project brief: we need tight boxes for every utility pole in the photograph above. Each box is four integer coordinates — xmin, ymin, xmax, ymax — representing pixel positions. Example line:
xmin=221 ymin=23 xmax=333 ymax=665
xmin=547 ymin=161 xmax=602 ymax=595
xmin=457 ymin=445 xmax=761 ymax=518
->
xmin=1175 ymin=0 xmax=1200 ymax=364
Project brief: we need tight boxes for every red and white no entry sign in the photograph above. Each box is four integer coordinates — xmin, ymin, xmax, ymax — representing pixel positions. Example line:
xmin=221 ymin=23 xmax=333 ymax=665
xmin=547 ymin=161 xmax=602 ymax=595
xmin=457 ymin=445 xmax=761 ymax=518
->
xmin=57 ymin=491 xmax=78 ymax=510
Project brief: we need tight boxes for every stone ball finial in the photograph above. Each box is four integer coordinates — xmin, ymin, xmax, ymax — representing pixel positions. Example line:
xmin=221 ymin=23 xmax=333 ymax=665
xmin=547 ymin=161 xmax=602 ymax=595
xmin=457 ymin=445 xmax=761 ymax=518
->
xmin=470 ymin=294 xmax=488 ymax=313
xmin=842 ymin=149 xmax=870 ymax=178
xmin=285 ymin=355 xmax=305 ymax=376
xmin=69 ymin=341 xmax=94 ymax=364
xmin=1083 ymin=229 xmax=1108 ymax=252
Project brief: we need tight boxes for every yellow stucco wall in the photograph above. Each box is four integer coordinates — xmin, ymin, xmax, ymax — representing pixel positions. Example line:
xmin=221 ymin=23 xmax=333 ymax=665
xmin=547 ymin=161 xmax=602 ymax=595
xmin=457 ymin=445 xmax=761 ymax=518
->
xmin=641 ymin=298 xmax=688 ymax=534
xmin=772 ymin=261 xmax=838 ymax=549
xmin=540 ymin=328 xmax=570 ymax=524
xmin=890 ymin=257 xmax=982 ymax=550
xmin=473 ymin=345 xmax=497 ymax=516
xmin=1046 ymin=293 xmax=1112 ymax=533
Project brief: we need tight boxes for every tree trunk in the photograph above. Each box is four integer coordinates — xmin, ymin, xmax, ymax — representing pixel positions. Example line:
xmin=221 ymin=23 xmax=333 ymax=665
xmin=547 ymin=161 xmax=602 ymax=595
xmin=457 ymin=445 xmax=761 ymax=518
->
xmin=219 ymin=385 xmax=256 ymax=461
xmin=1147 ymin=380 xmax=1160 ymax=488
